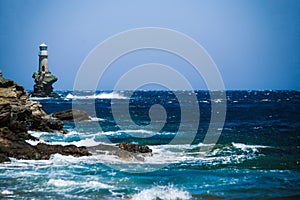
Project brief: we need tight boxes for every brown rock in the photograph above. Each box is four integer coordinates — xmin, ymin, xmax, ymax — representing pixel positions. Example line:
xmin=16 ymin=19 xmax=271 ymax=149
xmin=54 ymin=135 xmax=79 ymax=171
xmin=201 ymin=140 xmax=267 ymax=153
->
xmin=0 ymin=127 xmax=90 ymax=162
xmin=52 ymin=109 xmax=90 ymax=122
xmin=0 ymin=77 xmax=63 ymax=133
xmin=118 ymin=142 xmax=152 ymax=154
xmin=0 ymin=74 xmax=90 ymax=163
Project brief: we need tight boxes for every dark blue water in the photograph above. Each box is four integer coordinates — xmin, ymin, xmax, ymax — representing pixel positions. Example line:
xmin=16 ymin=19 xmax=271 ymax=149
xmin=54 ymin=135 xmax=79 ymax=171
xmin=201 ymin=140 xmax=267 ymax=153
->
xmin=0 ymin=90 xmax=299 ymax=199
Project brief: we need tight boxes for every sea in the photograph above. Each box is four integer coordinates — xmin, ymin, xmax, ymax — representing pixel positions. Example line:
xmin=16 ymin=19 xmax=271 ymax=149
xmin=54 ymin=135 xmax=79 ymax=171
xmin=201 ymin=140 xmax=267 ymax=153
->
xmin=0 ymin=90 xmax=299 ymax=199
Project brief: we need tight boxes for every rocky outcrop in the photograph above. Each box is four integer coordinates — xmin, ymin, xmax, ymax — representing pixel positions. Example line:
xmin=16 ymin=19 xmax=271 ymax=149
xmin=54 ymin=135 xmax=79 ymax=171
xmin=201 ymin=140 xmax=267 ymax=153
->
xmin=0 ymin=77 xmax=63 ymax=132
xmin=52 ymin=109 xmax=90 ymax=122
xmin=88 ymin=143 xmax=152 ymax=162
xmin=0 ymin=127 xmax=89 ymax=162
xmin=32 ymin=72 xmax=60 ymax=97
xmin=118 ymin=142 xmax=152 ymax=154
xmin=0 ymin=73 xmax=90 ymax=163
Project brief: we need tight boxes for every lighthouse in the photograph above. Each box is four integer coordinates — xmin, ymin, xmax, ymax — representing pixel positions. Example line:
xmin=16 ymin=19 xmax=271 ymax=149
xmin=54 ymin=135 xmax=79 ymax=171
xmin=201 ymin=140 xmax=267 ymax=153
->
xmin=32 ymin=43 xmax=59 ymax=97
xmin=38 ymin=43 xmax=49 ymax=73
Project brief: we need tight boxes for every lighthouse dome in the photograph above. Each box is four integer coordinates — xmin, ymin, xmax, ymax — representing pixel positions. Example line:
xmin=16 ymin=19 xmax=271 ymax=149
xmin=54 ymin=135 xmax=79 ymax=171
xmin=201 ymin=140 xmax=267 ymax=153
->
xmin=39 ymin=43 xmax=47 ymax=51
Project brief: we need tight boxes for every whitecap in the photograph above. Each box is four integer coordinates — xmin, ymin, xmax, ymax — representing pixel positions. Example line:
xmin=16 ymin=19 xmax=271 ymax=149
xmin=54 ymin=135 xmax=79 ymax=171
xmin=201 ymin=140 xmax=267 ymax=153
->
xmin=212 ymin=99 xmax=223 ymax=103
xmin=132 ymin=185 xmax=191 ymax=200
xmin=50 ymin=138 xmax=102 ymax=147
xmin=47 ymin=179 xmax=113 ymax=189
xmin=25 ymin=139 xmax=40 ymax=146
xmin=28 ymin=130 xmax=51 ymax=138
xmin=29 ymin=97 xmax=51 ymax=100
xmin=65 ymin=92 xmax=127 ymax=99
xmin=88 ymin=117 xmax=105 ymax=121
xmin=232 ymin=142 xmax=269 ymax=151
xmin=200 ymin=100 xmax=209 ymax=103
xmin=1 ymin=190 xmax=13 ymax=195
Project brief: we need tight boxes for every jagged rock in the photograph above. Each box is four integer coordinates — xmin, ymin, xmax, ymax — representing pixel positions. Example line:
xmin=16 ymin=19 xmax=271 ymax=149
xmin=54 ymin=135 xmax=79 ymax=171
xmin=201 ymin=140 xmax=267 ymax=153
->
xmin=88 ymin=143 xmax=152 ymax=162
xmin=0 ymin=153 xmax=10 ymax=163
xmin=0 ymin=74 xmax=89 ymax=163
xmin=52 ymin=109 xmax=90 ymax=122
xmin=118 ymin=142 xmax=152 ymax=154
xmin=0 ymin=74 xmax=63 ymax=133
xmin=35 ymin=143 xmax=90 ymax=158
xmin=0 ymin=127 xmax=90 ymax=162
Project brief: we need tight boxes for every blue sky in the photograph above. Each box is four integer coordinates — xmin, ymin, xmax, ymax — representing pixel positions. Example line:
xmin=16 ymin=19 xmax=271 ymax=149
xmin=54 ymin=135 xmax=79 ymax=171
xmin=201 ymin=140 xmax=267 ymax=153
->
xmin=0 ymin=0 xmax=299 ymax=90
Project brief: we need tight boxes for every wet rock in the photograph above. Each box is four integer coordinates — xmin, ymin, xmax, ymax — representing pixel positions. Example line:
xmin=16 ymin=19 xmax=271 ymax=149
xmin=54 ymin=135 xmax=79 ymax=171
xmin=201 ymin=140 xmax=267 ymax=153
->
xmin=52 ymin=109 xmax=90 ymax=122
xmin=0 ymin=127 xmax=90 ymax=162
xmin=0 ymin=153 xmax=10 ymax=163
xmin=88 ymin=143 xmax=151 ymax=162
xmin=0 ymin=74 xmax=89 ymax=163
xmin=118 ymin=142 xmax=152 ymax=154
xmin=0 ymin=75 xmax=63 ymax=133
xmin=35 ymin=143 xmax=90 ymax=158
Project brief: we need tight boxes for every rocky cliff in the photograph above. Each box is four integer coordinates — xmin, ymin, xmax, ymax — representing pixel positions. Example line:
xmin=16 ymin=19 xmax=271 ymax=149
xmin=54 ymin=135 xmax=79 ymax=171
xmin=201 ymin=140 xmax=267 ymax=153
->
xmin=0 ymin=74 xmax=90 ymax=163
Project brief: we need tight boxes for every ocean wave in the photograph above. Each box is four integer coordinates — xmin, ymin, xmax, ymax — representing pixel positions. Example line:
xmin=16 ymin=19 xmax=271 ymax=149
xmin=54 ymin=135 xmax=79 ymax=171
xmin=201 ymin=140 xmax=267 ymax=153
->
xmin=142 ymin=142 xmax=269 ymax=167
xmin=231 ymin=142 xmax=269 ymax=151
xmin=65 ymin=92 xmax=127 ymax=99
xmin=47 ymin=179 xmax=113 ymax=189
xmin=132 ymin=185 xmax=191 ymax=200
xmin=1 ymin=190 xmax=13 ymax=195
xmin=101 ymin=129 xmax=161 ymax=136
xmin=28 ymin=131 xmax=54 ymax=138
xmin=88 ymin=117 xmax=105 ymax=121
xmin=51 ymin=138 xmax=102 ymax=147
xmin=29 ymin=97 xmax=52 ymax=100
xmin=26 ymin=130 xmax=270 ymax=168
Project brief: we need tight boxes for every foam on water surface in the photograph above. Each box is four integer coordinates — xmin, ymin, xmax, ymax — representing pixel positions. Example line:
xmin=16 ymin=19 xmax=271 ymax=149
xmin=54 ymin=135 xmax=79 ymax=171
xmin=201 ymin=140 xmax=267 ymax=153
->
xmin=65 ymin=92 xmax=127 ymax=99
xmin=132 ymin=185 xmax=191 ymax=200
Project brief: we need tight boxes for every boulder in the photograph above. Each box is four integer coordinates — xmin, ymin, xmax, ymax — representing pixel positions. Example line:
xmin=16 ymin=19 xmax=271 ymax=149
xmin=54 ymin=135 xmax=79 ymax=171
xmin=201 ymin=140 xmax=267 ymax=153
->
xmin=88 ymin=143 xmax=152 ymax=162
xmin=52 ymin=109 xmax=90 ymax=122
xmin=118 ymin=142 xmax=152 ymax=154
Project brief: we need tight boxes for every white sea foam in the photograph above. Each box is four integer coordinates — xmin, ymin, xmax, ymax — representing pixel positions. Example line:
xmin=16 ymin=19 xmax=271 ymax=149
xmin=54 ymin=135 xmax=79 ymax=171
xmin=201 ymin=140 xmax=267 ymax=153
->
xmin=232 ymin=142 xmax=269 ymax=151
xmin=65 ymin=92 xmax=127 ymax=99
xmin=200 ymin=100 xmax=209 ymax=103
xmin=29 ymin=97 xmax=51 ymax=100
xmin=47 ymin=179 xmax=113 ymax=189
xmin=261 ymin=98 xmax=271 ymax=102
xmin=212 ymin=98 xmax=223 ymax=103
xmin=25 ymin=139 xmax=41 ymax=146
xmin=47 ymin=179 xmax=77 ymax=187
xmin=132 ymin=185 xmax=191 ymax=200
xmin=89 ymin=117 xmax=105 ymax=121
xmin=28 ymin=130 xmax=51 ymax=138
xmin=1 ymin=190 xmax=13 ymax=195
xmin=51 ymin=138 xmax=102 ymax=147
xmin=101 ymin=129 xmax=157 ymax=136
xmin=25 ymin=129 xmax=269 ymax=167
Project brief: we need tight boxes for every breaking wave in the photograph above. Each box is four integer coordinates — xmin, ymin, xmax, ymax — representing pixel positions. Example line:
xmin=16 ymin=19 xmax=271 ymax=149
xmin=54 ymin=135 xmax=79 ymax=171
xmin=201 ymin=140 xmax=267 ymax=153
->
xmin=65 ymin=92 xmax=127 ymax=99
xmin=132 ymin=185 xmax=191 ymax=200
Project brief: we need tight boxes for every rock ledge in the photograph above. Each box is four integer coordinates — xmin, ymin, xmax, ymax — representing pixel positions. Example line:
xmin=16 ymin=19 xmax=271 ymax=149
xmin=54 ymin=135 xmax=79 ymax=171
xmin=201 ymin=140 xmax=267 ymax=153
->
xmin=0 ymin=74 xmax=90 ymax=163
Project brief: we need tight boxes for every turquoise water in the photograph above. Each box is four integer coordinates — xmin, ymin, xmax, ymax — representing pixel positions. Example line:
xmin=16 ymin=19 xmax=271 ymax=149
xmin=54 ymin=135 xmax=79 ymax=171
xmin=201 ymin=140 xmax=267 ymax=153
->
xmin=1 ymin=90 xmax=300 ymax=199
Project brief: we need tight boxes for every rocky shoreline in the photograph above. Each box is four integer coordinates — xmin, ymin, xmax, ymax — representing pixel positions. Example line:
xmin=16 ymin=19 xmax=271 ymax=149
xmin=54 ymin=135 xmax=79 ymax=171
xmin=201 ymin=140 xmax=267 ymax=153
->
xmin=0 ymin=75 xmax=152 ymax=163
xmin=0 ymin=75 xmax=90 ymax=163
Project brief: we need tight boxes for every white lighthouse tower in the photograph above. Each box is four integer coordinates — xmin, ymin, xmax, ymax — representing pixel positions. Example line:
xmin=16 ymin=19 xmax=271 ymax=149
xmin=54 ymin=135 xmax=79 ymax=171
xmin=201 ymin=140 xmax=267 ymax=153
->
xmin=38 ymin=43 xmax=49 ymax=73
xmin=32 ymin=43 xmax=59 ymax=97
